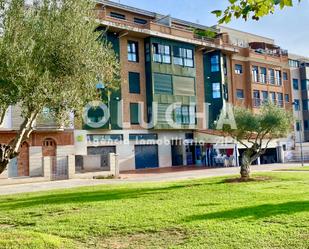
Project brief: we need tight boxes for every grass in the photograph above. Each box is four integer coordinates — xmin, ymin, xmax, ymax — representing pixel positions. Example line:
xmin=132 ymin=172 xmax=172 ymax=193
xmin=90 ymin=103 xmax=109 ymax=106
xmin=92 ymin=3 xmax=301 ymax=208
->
xmin=0 ymin=172 xmax=308 ymax=249
xmin=276 ymin=166 xmax=309 ymax=171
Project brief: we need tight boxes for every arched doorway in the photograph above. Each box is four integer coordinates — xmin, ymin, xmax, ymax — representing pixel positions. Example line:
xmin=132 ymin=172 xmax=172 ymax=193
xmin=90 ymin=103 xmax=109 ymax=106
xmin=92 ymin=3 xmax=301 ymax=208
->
xmin=42 ymin=138 xmax=57 ymax=157
xmin=17 ymin=142 xmax=29 ymax=177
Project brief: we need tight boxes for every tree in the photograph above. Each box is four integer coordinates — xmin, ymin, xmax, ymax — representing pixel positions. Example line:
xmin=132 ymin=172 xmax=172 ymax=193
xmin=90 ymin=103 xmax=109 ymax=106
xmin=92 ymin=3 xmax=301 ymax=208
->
xmin=0 ymin=0 xmax=119 ymax=174
xmin=219 ymin=103 xmax=293 ymax=179
xmin=212 ymin=0 xmax=302 ymax=23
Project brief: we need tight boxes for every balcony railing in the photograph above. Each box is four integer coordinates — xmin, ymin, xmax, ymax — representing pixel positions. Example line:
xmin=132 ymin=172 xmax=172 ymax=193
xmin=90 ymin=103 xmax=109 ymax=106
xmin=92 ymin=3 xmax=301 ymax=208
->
xmin=252 ymin=74 xmax=282 ymax=86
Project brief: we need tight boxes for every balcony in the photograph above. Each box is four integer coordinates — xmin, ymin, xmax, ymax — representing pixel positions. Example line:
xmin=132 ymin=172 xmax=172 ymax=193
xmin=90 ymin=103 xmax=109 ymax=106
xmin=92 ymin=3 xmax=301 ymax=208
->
xmin=252 ymin=74 xmax=282 ymax=86
xmin=249 ymin=42 xmax=288 ymax=57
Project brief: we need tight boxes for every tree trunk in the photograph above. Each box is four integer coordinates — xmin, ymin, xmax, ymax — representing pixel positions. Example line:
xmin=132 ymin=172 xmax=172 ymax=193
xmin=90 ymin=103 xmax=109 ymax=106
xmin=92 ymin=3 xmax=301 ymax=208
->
xmin=241 ymin=153 xmax=251 ymax=180
xmin=0 ymin=111 xmax=38 ymax=175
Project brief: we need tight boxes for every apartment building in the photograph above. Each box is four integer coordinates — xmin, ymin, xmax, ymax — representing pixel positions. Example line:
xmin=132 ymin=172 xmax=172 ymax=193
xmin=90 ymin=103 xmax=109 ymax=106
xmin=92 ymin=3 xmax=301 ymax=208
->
xmin=74 ymin=0 xmax=240 ymax=171
xmin=0 ymin=106 xmax=74 ymax=178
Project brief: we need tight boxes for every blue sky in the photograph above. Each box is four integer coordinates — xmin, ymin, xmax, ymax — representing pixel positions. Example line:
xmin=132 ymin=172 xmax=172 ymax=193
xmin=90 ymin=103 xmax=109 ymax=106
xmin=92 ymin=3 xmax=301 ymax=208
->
xmin=112 ymin=0 xmax=309 ymax=56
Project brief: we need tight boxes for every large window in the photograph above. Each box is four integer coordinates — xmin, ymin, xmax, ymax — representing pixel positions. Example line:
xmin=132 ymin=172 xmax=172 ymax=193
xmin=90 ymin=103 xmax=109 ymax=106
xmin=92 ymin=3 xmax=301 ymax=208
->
xmin=236 ymin=89 xmax=244 ymax=99
xmin=210 ymin=55 xmax=220 ymax=72
xmin=260 ymin=67 xmax=267 ymax=83
xmin=128 ymin=72 xmax=140 ymax=94
xmin=283 ymin=72 xmax=288 ymax=81
xmin=212 ymin=83 xmax=221 ymax=99
xmin=275 ymin=70 xmax=282 ymax=86
xmin=289 ymin=59 xmax=300 ymax=68
xmin=235 ymin=64 xmax=243 ymax=74
xmin=134 ymin=17 xmax=147 ymax=25
xmin=293 ymin=79 xmax=299 ymax=90
xmin=152 ymin=43 xmax=171 ymax=64
xmin=127 ymin=41 xmax=139 ymax=62
xmin=252 ymin=66 xmax=259 ymax=82
xmin=285 ymin=94 xmax=290 ymax=103
xmin=270 ymin=92 xmax=276 ymax=103
xmin=153 ymin=73 xmax=173 ymax=95
xmin=304 ymin=120 xmax=309 ymax=131
xmin=173 ymin=47 xmax=194 ymax=67
xmin=303 ymin=100 xmax=309 ymax=111
xmin=277 ymin=93 xmax=283 ymax=107
xmin=262 ymin=91 xmax=268 ymax=103
xmin=175 ymin=106 xmax=195 ymax=125
xmin=253 ymin=90 xmax=260 ymax=107
xmin=294 ymin=99 xmax=300 ymax=111
xmin=269 ymin=69 xmax=275 ymax=84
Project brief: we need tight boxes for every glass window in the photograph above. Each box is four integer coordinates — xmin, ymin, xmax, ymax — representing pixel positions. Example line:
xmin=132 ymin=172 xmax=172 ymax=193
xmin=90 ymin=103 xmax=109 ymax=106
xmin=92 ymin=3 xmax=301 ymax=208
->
xmin=269 ymin=69 xmax=275 ymax=84
xmin=252 ymin=66 xmax=259 ymax=82
xmin=253 ymin=90 xmax=260 ymax=107
xmin=304 ymin=120 xmax=309 ymax=131
xmin=134 ymin=17 xmax=147 ymax=25
xmin=277 ymin=93 xmax=283 ymax=107
xmin=236 ymin=89 xmax=244 ymax=99
xmin=152 ymin=43 xmax=171 ymax=64
xmin=283 ymin=72 xmax=288 ymax=81
xmin=175 ymin=106 xmax=195 ymax=125
xmin=303 ymin=100 xmax=309 ymax=111
xmin=182 ymin=106 xmax=190 ymax=125
xmin=128 ymin=72 xmax=140 ymax=94
xmin=210 ymin=55 xmax=220 ymax=72
xmin=289 ymin=59 xmax=300 ymax=68
xmin=301 ymin=80 xmax=309 ymax=90
xmin=130 ymin=103 xmax=139 ymax=124
xmin=262 ymin=91 xmax=268 ymax=103
xmin=110 ymin=12 xmax=126 ymax=20
xmin=293 ymin=79 xmax=299 ymax=90
xmin=212 ymin=83 xmax=221 ymax=98
xmin=296 ymin=121 xmax=300 ymax=131
xmin=285 ymin=94 xmax=289 ymax=102
xmin=173 ymin=47 xmax=194 ymax=67
xmin=294 ymin=99 xmax=300 ymax=111
xmin=175 ymin=107 xmax=182 ymax=124
xmin=128 ymin=41 xmax=139 ymax=62
xmin=275 ymin=70 xmax=282 ymax=85
xmin=260 ymin=67 xmax=267 ymax=83
xmin=235 ymin=64 xmax=243 ymax=74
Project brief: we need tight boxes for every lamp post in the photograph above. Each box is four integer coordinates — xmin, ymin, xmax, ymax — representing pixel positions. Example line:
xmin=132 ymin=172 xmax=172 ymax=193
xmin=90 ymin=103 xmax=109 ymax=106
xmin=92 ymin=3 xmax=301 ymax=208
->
xmin=292 ymin=101 xmax=304 ymax=166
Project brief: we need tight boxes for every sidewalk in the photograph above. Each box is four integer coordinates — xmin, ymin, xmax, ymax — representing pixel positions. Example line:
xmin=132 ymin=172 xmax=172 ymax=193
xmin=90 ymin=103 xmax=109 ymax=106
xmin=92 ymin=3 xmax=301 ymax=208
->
xmin=0 ymin=163 xmax=304 ymax=196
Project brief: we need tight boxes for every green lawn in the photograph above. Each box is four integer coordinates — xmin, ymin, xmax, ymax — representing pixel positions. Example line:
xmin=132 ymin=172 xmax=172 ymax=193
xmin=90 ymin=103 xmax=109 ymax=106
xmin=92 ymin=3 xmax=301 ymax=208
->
xmin=277 ymin=166 xmax=309 ymax=171
xmin=0 ymin=172 xmax=308 ymax=249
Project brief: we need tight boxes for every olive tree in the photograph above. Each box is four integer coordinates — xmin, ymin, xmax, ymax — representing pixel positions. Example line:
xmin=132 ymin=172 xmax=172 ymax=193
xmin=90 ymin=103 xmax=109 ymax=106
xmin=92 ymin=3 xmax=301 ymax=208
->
xmin=212 ymin=0 xmax=302 ymax=23
xmin=0 ymin=0 xmax=119 ymax=174
xmin=219 ymin=103 xmax=293 ymax=179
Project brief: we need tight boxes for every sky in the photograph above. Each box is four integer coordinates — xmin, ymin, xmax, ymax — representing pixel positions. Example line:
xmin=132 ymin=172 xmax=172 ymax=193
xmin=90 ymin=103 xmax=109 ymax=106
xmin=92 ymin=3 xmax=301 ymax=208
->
xmin=111 ymin=0 xmax=309 ymax=56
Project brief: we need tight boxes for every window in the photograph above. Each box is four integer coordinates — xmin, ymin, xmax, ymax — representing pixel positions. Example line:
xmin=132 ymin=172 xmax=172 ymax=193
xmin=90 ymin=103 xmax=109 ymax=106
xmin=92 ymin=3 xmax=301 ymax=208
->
xmin=235 ymin=64 xmax=243 ymax=74
xmin=304 ymin=120 xmax=309 ymax=131
xmin=301 ymin=79 xmax=309 ymax=90
xmin=277 ymin=93 xmax=283 ymax=107
xmin=303 ymin=100 xmax=309 ymax=111
xmin=175 ymin=106 xmax=195 ymax=125
xmin=294 ymin=99 xmax=300 ymax=111
xmin=173 ymin=47 xmax=194 ymax=67
xmin=270 ymin=92 xmax=276 ymax=103
xmin=289 ymin=59 xmax=300 ymax=68
xmin=128 ymin=72 xmax=140 ymax=94
xmin=134 ymin=17 xmax=147 ymax=25
xmin=285 ymin=94 xmax=290 ymax=103
xmin=296 ymin=121 xmax=300 ymax=131
xmin=283 ymin=72 xmax=288 ymax=81
xmin=236 ymin=89 xmax=244 ymax=99
xmin=252 ymin=66 xmax=259 ymax=82
xmin=212 ymin=83 xmax=221 ymax=98
xmin=262 ymin=91 xmax=268 ymax=103
xmin=269 ymin=69 xmax=275 ymax=84
xmin=110 ymin=12 xmax=125 ymax=20
xmin=130 ymin=103 xmax=139 ymax=125
xmin=253 ymin=90 xmax=260 ymax=107
xmin=152 ymin=43 xmax=171 ymax=64
xmin=154 ymin=73 xmax=173 ymax=95
xmin=127 ymin=41 xmax=139 ymax=62
xmin=210 ymin=55 xmax=220 ymax=72
xmin=293 ymin=79 xmax=299 ymax=90
xmin=260 ymin=67 xmax=267 ymax=83
xmin=275 ymin=70 xmax=282 ymax=85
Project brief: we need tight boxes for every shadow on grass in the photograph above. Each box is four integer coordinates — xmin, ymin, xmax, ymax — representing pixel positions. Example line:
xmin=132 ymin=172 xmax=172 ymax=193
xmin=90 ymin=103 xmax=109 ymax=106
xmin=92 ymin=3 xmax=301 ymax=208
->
xmin=0 ymin=182 xmax=210 ymax=211
xmin=185 ymin=200 xmax=309 ymax=221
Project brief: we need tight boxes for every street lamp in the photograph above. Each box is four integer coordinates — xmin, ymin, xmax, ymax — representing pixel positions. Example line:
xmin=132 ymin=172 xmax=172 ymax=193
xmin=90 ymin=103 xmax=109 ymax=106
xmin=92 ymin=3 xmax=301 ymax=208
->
xmin=292 ymin=101 xmax=304 ymax=166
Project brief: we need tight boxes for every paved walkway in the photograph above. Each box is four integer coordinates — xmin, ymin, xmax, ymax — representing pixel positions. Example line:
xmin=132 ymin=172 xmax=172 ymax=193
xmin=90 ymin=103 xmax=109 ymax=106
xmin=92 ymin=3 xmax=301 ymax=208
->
xmin=0 ymin=163 xmax=305 ymax=196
